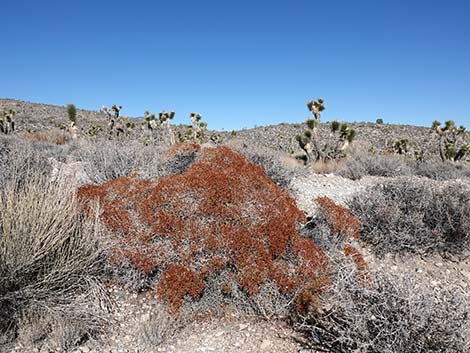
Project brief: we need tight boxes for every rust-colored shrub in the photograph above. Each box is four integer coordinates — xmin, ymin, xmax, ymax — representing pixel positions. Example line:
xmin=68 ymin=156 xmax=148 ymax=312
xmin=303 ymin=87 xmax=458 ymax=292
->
xmin=315 ymin=196 xmax=361 ymax=239
xmin=157 ymin=264 xmax=205 ymax=312
xmin=78 ymin=146 xmax=329 ymax=312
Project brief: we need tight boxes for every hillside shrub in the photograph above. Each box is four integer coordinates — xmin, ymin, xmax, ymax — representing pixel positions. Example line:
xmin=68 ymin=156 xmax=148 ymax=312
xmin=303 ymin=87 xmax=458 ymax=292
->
xmin=78 ymin=146 xmax=329 ymax=314
xmin=0 ymin=178 xmax=110 ymax=351
xmin=348 ymin=178 xmax=470 ymax=254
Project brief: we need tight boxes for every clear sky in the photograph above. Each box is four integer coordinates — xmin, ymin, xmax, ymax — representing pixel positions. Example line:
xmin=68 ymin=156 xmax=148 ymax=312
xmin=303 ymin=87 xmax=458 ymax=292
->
xmin=2 ymin=0 xmax=469 ymax=130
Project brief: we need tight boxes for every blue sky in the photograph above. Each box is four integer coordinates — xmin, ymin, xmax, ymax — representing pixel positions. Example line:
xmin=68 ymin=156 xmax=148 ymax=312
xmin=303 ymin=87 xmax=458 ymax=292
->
xmin=2 ymin=0 xmax=469 ymax=130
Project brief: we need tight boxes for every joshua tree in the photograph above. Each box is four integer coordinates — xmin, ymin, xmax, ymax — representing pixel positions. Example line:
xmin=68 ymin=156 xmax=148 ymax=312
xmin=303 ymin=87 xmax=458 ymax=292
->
xmin=100 ymin=104 xmax=124 ymax=137
xmin=189 ymin=112 xmax=206 ymax=142
xmin=0 ymin=109 xmax=16 ymax=135
xmin=67 ymin=104 xmax=78 ymax=139
xmin=431 ymin=120 xmax=470 ymax=162
xmin=145 ymin=110 xmax=176 ymax=145
xmin=392 ymin=138 xmax=410 ymax=155
xmin=296 ymin=99 xmax=355 ymax=164
xmin=177 ymin=112 xmax=222 ymax=144
xmin=389 ymin=137 xmax=424 ymax=161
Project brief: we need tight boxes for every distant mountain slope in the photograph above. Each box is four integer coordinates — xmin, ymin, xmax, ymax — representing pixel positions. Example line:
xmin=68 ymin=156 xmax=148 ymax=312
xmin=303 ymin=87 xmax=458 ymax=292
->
xmin=227 ymin=121 xmax=438 ymax=157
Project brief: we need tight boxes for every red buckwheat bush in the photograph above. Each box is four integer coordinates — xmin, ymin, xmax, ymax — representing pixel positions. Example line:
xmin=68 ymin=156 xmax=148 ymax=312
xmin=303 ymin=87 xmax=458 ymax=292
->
xmin=78 ymin=146 xmax=328 ymax=313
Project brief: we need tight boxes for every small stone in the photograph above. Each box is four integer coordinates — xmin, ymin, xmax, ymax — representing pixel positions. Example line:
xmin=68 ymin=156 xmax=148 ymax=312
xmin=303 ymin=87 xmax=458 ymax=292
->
xmin=215 ymin=330 xmax=225 ymax=337
xmin=81 ymin=347 xmax=90 ymax=353
xmin=435 ymin=262 xmax=443 ymax=267
xmin=239 ymin=323 xmax=249 ymax=330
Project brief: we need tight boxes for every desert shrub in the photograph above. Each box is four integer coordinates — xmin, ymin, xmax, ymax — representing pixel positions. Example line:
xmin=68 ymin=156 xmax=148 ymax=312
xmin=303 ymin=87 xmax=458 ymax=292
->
xmin=348 ymin=178 xmax=470 ymax=254
xmin=0 ymin=178 xmax=110 ymax=350
xmin=78 ymin=146 xmax=328 ymax=314
xmin=315 ymin=197 xmax=361 ymax=240
xmin=298 ymin=265 xmax=469 ymax=353
xmin=413 ymin=160 xmax=470 ymax=180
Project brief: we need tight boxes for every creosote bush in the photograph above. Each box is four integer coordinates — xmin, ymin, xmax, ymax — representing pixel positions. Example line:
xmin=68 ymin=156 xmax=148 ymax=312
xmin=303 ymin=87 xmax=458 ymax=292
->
xmin=78 ymin=146 xmax=329 ymax=313
xmin=348 ymin=178 xmax=470 ymax=254
xmin=0 ymin=178 xmax=110 ymax=350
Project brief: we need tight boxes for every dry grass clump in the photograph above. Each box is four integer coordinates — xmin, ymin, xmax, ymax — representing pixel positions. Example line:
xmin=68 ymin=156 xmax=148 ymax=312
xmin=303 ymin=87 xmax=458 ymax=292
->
xmin=0 ymin=178 xmax=110 ymax=351
xmin=348 ymin=178 xmax=470 ymax=254
xmin=78 ymin=145 xmax=328 ymax=314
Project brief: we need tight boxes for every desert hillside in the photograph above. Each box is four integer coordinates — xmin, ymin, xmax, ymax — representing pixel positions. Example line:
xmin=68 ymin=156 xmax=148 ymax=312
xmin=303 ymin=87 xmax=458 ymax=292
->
xmin=0 ymin=98 xmax=441 ymax=157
